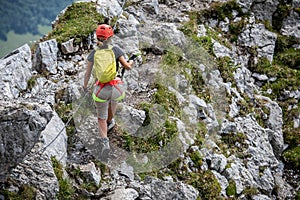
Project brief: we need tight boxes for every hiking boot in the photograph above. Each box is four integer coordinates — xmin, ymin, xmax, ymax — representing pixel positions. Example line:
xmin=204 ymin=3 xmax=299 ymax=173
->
xmin=107 ymin=119 xmax=115 ymax=132
xmin=100 ymin=137 xmax=110 ymax=161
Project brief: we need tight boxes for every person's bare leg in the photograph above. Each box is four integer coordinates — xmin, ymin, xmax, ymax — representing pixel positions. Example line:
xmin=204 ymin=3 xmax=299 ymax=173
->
xmin=107 ymin=102 xmax=117 ymax=123
xmin=98 ymin=118 xmax=107 ymax=138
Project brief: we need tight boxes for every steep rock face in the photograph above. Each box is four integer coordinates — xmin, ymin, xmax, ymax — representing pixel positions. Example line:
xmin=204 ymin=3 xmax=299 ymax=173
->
xmin=0 ymin=44 xmax=32 ymax=100
xmin=0 ymin=0 xmax=299 ymax=199
xmin=0 ymin=100 xmax=53 ymax=182
xmin=238 ymin=23 xmax=277 ymax=62
xmin=0 ymin=31 xmax=68 ymax=200
xmin=33 ymin=39 xmax=59 ymax=74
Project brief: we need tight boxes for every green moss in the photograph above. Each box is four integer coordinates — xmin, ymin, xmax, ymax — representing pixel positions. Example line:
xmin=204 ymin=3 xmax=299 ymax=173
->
xmin=121 ymin=119 xmax=178 ymax=153
xmin=281 ymin=102 xmax=300 ymax=146
xmin=152 ymin=83 xmax=181 ymax=118
xmin=200 ymin=0 xmax=243 ymax=22
xmin=186 ymin=171 xmax=221 ymax=199
xmin=180 ymin=11 xmax=200 ymax=37
xmin=219 ymin=131 xmax=248 ymax=157
xmin=46 ymin=2 xmax=104 ymax=43
xmin=193 ymin=36 xmax=214 ymax=54
xmin=275 ymin=34 xmax=299 ymax=53
xmin=27 ymin=76 xmax=37 ymax=90
xmin=56 ymin=179 xmax=75 ymax=200
xmin=189 ymin=150 xmax=203 ymax=169
xmin=53 ymin=101 xmax=73 ymax=123
xmin=275 ymin=48 xmax=300 ymax=70
xmin=94 ymin=160 xmax=108 ymax=175
xmin=255 ymin=49 xmax=300 ymax=98
xmin=228 ymin=17 xmax=247 ymax=42
xmin=252 ymin=57 xmax=275 ymax=76
xmin=242 ymin=186 xmax=259 ymax=197
xmin=216 ymin=56 xmax=237 ymax=84
xmin=52 ymin=156 xmax=64 ymax=178
xmin=66 ymin=165 xmax=98 ymax=193
xmin=226 ymin=179 xmax=237 ymax=196
xmin=283 ymin=146 xmax=300 ymax=168
xmin=272 ymin=1 xmax=292 ymax=31
xmin=137 ymin=102 xmax=152 ymax=126
xmin=221 ymin=132 xmax=247 ymax=147
xmin=0 ymin=185 xmax=37 ymax=200
xmin=278 ymin=101 xmax=300 ymax=172
xmin=194 ymin=122 xmax=207 ymax=146
xmin=51 ymin=156 xmax=75 ymax=200
xmin=164 ymin=157 xmax=187 ymax=180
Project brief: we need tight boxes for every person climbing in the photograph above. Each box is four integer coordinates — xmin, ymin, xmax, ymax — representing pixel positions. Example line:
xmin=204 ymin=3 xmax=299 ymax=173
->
xmin=83 ymin=24 xmax=134 ymax=159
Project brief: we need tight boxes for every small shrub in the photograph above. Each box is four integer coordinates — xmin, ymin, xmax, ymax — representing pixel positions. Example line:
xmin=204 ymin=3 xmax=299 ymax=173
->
xmin=189 ymin=150 xmax=203 ymax=169
xmin=226 ymin=179 xmax=237 ymax=196
xmin=272 ymin=2 xmax=292 ymax=31
xmin=46 ymin=2 xmax=104 ymax=43
xmin=27 ymin=76 xmax=37 ymax=90
xmin=186 ymin=170 xmax=221 ymax=199
xmin=283 ymin=146 xmax=300 ymax=168
xmin=0 ymin=185 xmax=37 ymax=200
xmin=51 ymin=156 xmax=75 ymax=200
xmin=242 ymin=186 xmax=259 ymax=197
xmin=152 ymin=83 xmax=181 ymax=117
xmin=216 ymin=56 xmax=236 ymax=84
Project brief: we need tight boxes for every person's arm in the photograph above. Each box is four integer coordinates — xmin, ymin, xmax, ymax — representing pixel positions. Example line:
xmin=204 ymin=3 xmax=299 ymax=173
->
xmin=83 ymin=60 xmax=93 ymax=90
xmin=119 ymin=56 xmax=134 ymax=70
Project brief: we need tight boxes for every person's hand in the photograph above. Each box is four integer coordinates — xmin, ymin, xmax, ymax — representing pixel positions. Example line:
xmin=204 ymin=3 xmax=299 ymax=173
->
xmin=129 ymin=51 xmax=142 ymax=65
xmin=128 ymin=60 xmax=134 ymax=67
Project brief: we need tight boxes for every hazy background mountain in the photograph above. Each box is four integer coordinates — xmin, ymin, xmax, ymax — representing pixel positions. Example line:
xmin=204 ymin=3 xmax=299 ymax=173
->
xmin=0 ymin=0 xmax=74 ymax=58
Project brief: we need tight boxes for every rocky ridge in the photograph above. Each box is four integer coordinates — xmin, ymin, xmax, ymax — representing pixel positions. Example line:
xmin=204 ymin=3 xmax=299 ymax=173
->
xmin=0 ymin=0 xmax=299 ymax=199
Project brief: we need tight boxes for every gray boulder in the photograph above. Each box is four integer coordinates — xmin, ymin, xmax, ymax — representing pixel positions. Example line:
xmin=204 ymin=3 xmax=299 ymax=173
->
xmin=0 ymin=44 xmax=32 ymax=100
xmin=0 ymin=100 xmax=53 ymax=182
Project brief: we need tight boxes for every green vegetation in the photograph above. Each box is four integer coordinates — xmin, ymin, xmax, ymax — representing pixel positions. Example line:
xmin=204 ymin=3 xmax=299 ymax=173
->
xmin=51 ymin=156 xmax=75 ymax=200
xmin=67 ymin=165 xmax=98 ymax=192
xmin=283 ymin=146 xmax=300 ymax=168
xmin=53 ymin=100 xmax=77 ymax=150
xmin=189 ymin=150 xmax=203 ymax=169
xmin=180 ymin=4 xmax=299 ymax=198
xmin=228 ymin=18 xmax=247 ymax=42
xmin=226 ymin=179 xmax=237 ymax=196
xmin=272 ymin=0 xmax=292 ymax=31
xmin=186 ymin=171 xmax=221 ymax=199
xmin=152 ymin=83 xmax=181 ymax=118
xmin=53 ymin=101 xmax=73 ymax=124
xmin=219 ymin=131 xmax=248 ymax=158
xmin=192 ymin=36 xmax=214 ymax=54
xmin=27 ymin=76 xmax=38 ymax=91
xmin=46 ymin=2 xmax=104 ymax=43
xmin=0 ymin=184 xmax=37 ymax=200
xmin=200 ymin=0 xmax=243 ymax=22
xmin=254 ymin=34 xmax=300 ymax=169
xmin=216 ymin=56 xmax=237 ymax=84
xmin=242 ymin=187 xmax=259 ymax=197
xmin=296 ymin=191 xmax=300 ymax=200
xmin=197 ymin=0 xmax=246 ymax=43
xmin=121 ymin=119 xmax=178 ymax=153
xmin=281 ymin=102 xmax=300 ymax=146
xmin=221 ymin=132 xmax=247 ymax=147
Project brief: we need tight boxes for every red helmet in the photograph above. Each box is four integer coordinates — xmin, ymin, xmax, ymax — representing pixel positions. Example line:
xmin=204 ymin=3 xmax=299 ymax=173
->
xmin=96 ymin=24 xmax=114 ymax=40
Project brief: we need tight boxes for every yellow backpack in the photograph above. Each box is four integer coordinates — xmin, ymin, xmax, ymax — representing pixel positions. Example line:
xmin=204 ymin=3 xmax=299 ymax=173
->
xmin=93 ymin=46 xmax=116 ymax=83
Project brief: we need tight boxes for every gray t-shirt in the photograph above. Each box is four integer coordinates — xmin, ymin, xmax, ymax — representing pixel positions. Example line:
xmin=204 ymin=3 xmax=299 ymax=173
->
xmin=87 ymin=45 xmax=125 ymax=71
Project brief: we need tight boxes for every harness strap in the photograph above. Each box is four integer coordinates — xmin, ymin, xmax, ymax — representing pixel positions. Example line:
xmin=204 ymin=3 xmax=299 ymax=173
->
xmin=95 ymin=78 xmax=123 ymax=86
xmin=93 ymin=78 xmax=124 ymax=102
